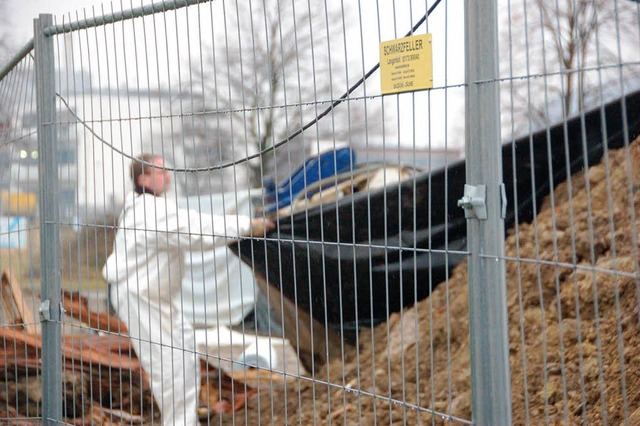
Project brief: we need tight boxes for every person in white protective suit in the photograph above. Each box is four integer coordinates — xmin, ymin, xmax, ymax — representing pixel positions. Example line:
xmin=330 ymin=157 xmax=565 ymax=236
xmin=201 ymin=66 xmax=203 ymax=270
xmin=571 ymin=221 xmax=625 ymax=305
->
xmin=102 ymin=154 xmax=274 ymax=425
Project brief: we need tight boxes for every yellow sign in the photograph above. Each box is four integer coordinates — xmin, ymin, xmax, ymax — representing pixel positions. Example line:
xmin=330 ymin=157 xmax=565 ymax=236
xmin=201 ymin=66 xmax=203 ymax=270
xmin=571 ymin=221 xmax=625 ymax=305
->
xmin=380 ymin=34 xmax=433 ymax=95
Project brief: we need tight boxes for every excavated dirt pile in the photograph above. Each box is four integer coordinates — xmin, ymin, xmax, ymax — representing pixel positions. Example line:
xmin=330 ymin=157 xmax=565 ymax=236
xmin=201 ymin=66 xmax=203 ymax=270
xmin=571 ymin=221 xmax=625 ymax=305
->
xmin=226 ymin=135 xmax=640 ymax=425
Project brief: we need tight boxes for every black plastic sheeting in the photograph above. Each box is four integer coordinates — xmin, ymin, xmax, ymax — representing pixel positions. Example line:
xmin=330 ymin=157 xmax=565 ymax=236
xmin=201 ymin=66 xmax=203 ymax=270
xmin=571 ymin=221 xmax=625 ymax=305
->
xmin=231 ymin=90 xmax=640 ymax=336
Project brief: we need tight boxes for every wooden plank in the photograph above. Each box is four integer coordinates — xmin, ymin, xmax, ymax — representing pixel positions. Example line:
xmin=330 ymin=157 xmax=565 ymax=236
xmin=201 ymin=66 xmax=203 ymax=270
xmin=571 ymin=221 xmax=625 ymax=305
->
xmin=0 ymin=327 xmax=145 ymax=374
xmin=226 ymin=367 xmax=297 ymax=385
xmin=88 ymin=405 xmax=146 ymax=425
xmin=1 ymin=270 xmax=38 ymax=335
xmin=0 ymin=273 xmax=18 ymax=326
xmin=61 ymin=290 xmax=128 ymax=334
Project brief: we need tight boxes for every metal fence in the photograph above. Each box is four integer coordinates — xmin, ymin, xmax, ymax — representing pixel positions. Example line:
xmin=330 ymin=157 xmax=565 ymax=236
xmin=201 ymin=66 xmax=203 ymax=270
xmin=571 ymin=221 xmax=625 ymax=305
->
xmin=0 ymin=0 xmax=639 ymax=424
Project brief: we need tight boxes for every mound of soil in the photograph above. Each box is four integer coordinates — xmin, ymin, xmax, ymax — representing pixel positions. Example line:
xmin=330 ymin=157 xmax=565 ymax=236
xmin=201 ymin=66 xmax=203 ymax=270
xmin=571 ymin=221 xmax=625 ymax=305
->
xmin=220 ymin=136 xmax=640 ymax=425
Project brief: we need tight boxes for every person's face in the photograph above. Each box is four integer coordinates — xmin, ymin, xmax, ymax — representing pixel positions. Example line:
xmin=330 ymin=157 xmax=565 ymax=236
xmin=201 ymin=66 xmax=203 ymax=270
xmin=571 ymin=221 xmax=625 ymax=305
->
xmin=138 ymin=157 xmax=171 ymax=195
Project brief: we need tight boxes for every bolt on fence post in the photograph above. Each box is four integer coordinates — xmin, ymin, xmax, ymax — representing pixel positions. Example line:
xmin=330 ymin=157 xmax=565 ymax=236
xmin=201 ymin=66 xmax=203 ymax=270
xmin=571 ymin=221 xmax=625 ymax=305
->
xmin=463 ymin=0 xmax=512 ymax=424
xmin=35 ymin=13 xmax=62 ymax=424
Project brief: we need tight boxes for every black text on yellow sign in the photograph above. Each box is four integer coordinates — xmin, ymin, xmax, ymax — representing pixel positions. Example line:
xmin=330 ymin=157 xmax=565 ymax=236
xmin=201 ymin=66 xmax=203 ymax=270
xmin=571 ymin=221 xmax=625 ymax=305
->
xmin=380 ymin=34 xmax=433 ymax=95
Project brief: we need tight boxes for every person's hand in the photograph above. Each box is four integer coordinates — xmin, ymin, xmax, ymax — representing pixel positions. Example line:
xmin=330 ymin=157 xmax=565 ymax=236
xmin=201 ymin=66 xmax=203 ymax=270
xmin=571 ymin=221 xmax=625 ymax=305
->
xmin=250 ymin=218 xmax=276 ymax=236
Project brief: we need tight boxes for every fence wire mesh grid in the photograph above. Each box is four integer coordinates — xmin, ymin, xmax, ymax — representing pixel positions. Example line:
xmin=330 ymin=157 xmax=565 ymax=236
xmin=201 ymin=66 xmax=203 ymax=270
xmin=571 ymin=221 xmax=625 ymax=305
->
xmin=0 ymin=0 xmax=638 ymax=424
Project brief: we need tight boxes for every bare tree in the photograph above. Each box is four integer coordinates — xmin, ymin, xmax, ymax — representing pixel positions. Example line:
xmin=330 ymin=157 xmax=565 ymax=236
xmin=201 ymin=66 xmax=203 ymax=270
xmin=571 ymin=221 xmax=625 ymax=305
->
xmin=186 ymin=0 xmax=374 ymax=188
xmin=500 ymin=0 xmax=640 ymax=138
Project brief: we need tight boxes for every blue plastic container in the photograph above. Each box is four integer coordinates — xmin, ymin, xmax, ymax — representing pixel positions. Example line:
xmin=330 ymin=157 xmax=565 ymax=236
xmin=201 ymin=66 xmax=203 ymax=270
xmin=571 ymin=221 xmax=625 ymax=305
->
xmin=264 ymin=147 xmax=356 ymax=213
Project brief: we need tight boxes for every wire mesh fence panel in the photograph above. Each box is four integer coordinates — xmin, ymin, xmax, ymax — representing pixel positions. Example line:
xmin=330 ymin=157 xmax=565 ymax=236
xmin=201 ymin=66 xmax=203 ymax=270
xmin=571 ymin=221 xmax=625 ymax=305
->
xmin=0 ymin=0 xmax=638 ymax=425
xmin=499 ymin=0 xmax=640 ymax=424
xmin=0 ymin=43 xmax=44 ymax=425
xmin=0 ymin=1 xmax=469 ymax=424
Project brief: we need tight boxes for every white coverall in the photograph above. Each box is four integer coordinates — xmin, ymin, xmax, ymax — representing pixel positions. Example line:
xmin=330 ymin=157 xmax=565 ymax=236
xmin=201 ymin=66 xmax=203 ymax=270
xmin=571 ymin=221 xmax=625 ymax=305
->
xmin=102 ymin=192 xmax=251 ymax=425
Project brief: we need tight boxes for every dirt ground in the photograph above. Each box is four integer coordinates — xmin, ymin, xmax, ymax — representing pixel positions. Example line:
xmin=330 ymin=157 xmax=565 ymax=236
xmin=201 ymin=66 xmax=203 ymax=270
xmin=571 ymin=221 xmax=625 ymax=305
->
xmin=213 ymin=136 xmax=640 ymax=425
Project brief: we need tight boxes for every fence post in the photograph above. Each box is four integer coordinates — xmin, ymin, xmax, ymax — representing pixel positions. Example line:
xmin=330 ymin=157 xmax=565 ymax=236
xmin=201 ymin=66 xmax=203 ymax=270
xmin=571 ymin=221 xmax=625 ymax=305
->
xmin=462 ymin=0 xmax=512 ymax=424
xmin=35 ymin=13 xmax=62 ymax=424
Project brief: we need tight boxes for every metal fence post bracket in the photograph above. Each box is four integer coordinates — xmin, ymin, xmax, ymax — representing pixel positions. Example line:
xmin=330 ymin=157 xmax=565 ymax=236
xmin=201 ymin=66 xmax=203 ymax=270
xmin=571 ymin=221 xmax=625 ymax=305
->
xmin=458 ymin=184 xmax=487 ymax=219
xmin=39 ymin=300 xmax=50 ymax=321
xmin=500 ymin=183 xmax=507 ymax=219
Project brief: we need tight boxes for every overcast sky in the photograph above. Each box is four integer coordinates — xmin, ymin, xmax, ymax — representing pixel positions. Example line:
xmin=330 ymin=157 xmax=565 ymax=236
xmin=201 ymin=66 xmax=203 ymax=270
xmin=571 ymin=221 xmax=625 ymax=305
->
xmin=3 ymin=0 xmax=466 ymax=151
xmin=6 ymin=0 xmax=122 ymax=46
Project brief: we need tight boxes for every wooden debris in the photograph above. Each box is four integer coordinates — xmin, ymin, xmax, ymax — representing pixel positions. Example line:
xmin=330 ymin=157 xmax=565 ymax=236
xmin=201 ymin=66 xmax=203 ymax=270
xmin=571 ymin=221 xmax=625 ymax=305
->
xmin=62 ymin=290 xmax=128 ymax=334
xmin=199 ymin=363 xmax=259 ymax=415
xmin=227 ymin=367 xmax=297 ymax=385
xmin=82 ymin=404 xmax=146 ymax=425
xmin=0 ymin=290 xmax=261 ymax=423
xmin=199 ymin=376 xmax=221 ymax=409
xmin=0 ymin=327 xmax=143 ymax=373
xmin=1 ymin=270 xmax=37 ymax=335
